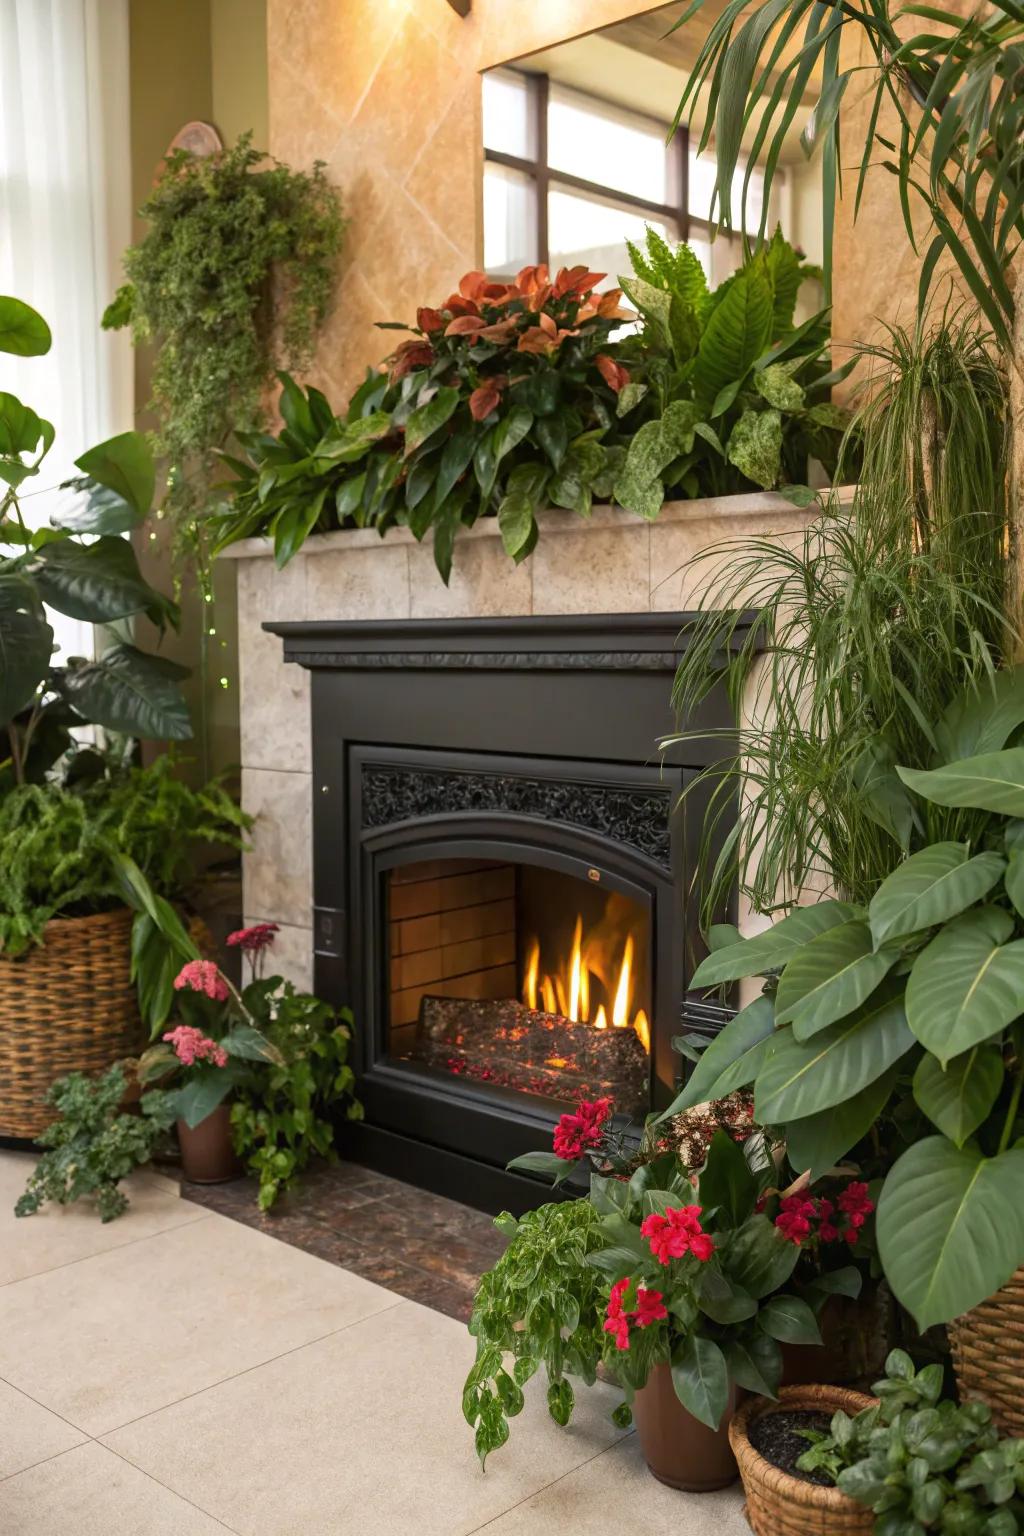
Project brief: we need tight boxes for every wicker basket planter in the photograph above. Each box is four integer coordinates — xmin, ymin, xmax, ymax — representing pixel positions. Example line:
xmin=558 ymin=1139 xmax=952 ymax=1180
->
xmin=730 ymin=1385 xmax=876 ymax=1536
xmin=949 ymin=1268 xmax=1024 ymax=1435
xmin=0 ymin=907 xmax=144 ymax=1139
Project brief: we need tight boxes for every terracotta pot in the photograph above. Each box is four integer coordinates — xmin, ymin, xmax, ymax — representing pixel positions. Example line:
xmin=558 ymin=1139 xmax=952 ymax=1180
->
xmin=632 ymin=1362 xmax=738 ymax=1491
xmin=177 ymin=1105 xmax=241 ymax=1183
xmin=949 ymin=1266 xmax=1024 ymax=1435
xmin=730 ymin=1385 xmax=876 ymax=1536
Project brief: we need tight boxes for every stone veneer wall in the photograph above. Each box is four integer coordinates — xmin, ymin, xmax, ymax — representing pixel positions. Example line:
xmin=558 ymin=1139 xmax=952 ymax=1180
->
xmin=224 ymin=495 xmax=814 ymax=990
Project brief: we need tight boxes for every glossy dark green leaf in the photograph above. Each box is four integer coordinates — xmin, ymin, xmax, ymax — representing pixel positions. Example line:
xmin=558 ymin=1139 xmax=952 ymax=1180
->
xmin=698 ymin=1127 xmax=757 ymax=1226
xmin=868 ymin=844 xmax=1004 ymax=949
xmin=912 ymin=1046 xmax=1004 ymax=1147
xmin=776 ymin=919 xmax=899 ymax=1038
xmin=63 ymin=644 xmax=192 ymax=740
xmin=755 ymin=989 xmax=913 ymax=1123
xmin=403 ymin=386 xmax=459 ymax=457
xmin=31 ymin=536 xmax=160 ymax=623
xmin=52 ymin=479 xmax=145 ymax=535
xmin=0 ymin=573 xmax=52 ymax=725
xmin=658 ymin=994 xmax=775 ymax=1119
xmin=722 ymin=1333 xmax=782 ymax=1399
xmin=758 ymin=1294 xmax=822 ymax=1345
xmin=898 ymin=750 xmax=1024 ymax=817
xmin=906 ymin=908 xmax=1024 ymax=1064
xmin=876 ymin=1139 xmax=1024 ymax=1329
xmin=785 ymin=1065 xmax=900 ymax=1179
xmin=698 ymin=1265 xmax=757 ymax=1325
xmin=689 ymin=902 xmax=860 ymax=987
xmin=722 ymin=1213 xmax=800 ymax=1298
xmin=671 ymin=1334 xmax=729 ymax=1430
xmin=498 ymin=464 xmax=548 ymax=560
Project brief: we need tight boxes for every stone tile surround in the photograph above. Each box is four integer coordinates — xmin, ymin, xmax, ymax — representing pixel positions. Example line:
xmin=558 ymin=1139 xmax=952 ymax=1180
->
xmin=223 ymin=495 xmax=825 ymax=990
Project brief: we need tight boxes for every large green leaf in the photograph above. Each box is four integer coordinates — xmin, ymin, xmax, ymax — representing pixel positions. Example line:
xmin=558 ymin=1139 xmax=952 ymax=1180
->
xmin=74 ymin=431 xmax=154 ymax=517
xmin=658 ymin=995 xmax=775 ymax=1120
xmin=934 ymin=668 xmax=1024 ymax=765
xmin=722 ymin=1334 xmax=782 ymax=1399
xmin=755 ymin=988 xmax=913 ymax=1123
xmin=906 ymin=907 xmax=1024 ymax=1064
xmin=876 ymin=1138 xmax=1024 ymax=1329
xmin=689 ymin=902 xmax=859 ymax=987
xmin=63 ymin=644 xmax=192 ymax=740
xmin=671 ymin=1334 xmax=729 ymax=1430
xmin=692 ymin=267 xmax=773 ymax=410
xmin=31 ymin=536 xmax=162 ymax=623
xmin=775 ymin=919 xmax=899 ymax=1038
xmin=403 ymin=386 xmax=460 ymax=457
xmin=175 ymin=1069 xmax=235 ymax=1129
xmin=758 ymin=1295 xmax=821 ymax=1345
xmin=898 ymin=750 xmax=1024 ymax=817
xmin=0 ymin=573 xmax=52 ymax=725
xmin=868 ymin=844 xmax=1005 ymax=949
xmin=497 ymin=463 xmax=548 ymax=560
xmin=726 ymin=407 xmax=782 ymax=489
xmin=698 ymin=1128 xmax=757 ymax=1226
xmin=52 ymin=479 xmax=146 ymax=535
xmin=722 ymin=1213 xmax=800 ymax=1298
xmin=0 ymin=295 xmax=51 ymax=356
xmin=912 ymin=1046 xmax=1004 ymax=1148
xmin=698 ymin=1266 xmax=757 ymax=1325
xmin=785 ymin=1065 xmax=900 ymax=1179
xmin=0 ymin=391 xmax=52 ymax=457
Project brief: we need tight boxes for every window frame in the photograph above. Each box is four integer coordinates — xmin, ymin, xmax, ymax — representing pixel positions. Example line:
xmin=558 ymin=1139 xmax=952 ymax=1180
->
xmin=483 ymin=68 xmax=692 ymax=269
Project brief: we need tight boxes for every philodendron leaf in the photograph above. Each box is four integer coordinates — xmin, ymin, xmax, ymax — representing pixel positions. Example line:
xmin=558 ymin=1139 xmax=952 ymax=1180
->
xmin=868 ymin=844 xmax=1005 ymax=949
xmin=1007 ymin=854 xmax=1024 ymax=919
xmin=658 ymin=994 xmax=775 ymax=1120
xmin=74 ymin=431 xmax=155 ymax=517
xmin=63 ymin=644 xmax=192 ymax=740
xmin=898 ymin=749 xmax=1024 ymax=817
xmin=785 ymin=1065 xmax=900 ymax=1179
xmin=175 ymin=1070 xmax=235 ymax=1129
xmin=876 ymin=1138 xmax=1024 ymax=1329
xmin=755 ymin=988 xmax=913 ymax=1123
xmin=775 ymin=919 xmax=899 ymax=1038
xmin=0 ymin=295 xmax=51 ymax=356
xmin=671 ymin=1334 xmax=729 ymax=1430
xmin=726 ymin=408 xmax=783 ymax=490
xmin=0 ymin=573 xmax=52 ymax=725
xmin=853 ymin=737 xmax=917 ymax=851
xmin=698 ymin=1128 xmax=757 ymax=1227
xmin=906 ymin=907 xmax=1024 ymax=1064
xmin=912 ymin=1046 xmax=1004 ymax=1147
xmin=689 ymin=902 xmax=860 ymax=987
xmin=933 ymin=667 xmax=1024 ymax=765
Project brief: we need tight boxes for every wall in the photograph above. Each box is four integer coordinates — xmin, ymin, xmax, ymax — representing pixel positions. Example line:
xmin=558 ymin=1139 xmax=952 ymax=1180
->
xmin=128 ymin=0 xmax=268 ymax=779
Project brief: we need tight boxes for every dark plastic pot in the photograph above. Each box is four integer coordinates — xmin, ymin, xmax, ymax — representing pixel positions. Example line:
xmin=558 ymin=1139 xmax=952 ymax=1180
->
xmin=632 ymin=1363 xmax=738 ymax=1491
xmin=177 ymin=1105 xmax=241 ymax=1183
xmin=781 ymin=1283 xmax=892 ymax=1387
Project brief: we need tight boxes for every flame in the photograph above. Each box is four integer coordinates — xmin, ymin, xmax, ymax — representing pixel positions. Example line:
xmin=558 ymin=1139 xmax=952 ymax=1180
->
xmin=522 ymin=917 xmax=648 ymax=1049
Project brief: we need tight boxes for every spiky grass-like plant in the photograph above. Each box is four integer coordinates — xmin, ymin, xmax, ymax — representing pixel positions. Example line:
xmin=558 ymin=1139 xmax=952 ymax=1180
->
xmin=669 ymin=318 xmax=1010 ymax=925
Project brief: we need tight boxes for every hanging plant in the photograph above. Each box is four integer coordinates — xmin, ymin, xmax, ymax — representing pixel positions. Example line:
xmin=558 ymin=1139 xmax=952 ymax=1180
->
xmin=103 ymin=131 xmax=345 ymax=557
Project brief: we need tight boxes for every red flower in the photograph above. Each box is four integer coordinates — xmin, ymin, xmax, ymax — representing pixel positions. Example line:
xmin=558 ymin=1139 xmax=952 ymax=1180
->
xmin=416 ymin=306 xmax=445 ymax=334
xmin=595 ymin=353 xmax=629 ymax=393
xmin=468 ymin=383 xmax=502 ymax=421
xmin=837 ymin=1181 xmax=874 ymax=1243
xmin=633 ymin=1286 xmax=668 ymax=1328
xmin=775 ymin=1195 xmax=817 ymax=1246
xmin=552 ymin=1096 xmax=613 ymax=1160
xmin=640 ymin=1205 xmax=712 ymax=1266
xmin=173 ymin=960 xmax=229 ymax=1002
xmin=603 ymin=1276 xmax=632 ymax=1350
xmin=226 ymin=922 xmax=279 ymax=952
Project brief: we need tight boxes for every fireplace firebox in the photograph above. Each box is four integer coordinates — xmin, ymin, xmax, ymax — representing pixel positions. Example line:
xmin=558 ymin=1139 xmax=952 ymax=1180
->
xmin=266 ymin=614 xmax=742 ymax=1212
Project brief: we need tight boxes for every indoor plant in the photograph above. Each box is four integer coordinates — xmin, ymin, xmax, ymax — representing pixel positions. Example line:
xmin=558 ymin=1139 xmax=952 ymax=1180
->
xmin=211 ymin=234 xmax=850 ymax=581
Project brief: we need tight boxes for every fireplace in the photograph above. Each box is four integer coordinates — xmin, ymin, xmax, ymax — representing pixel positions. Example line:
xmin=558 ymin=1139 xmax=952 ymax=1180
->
xmin=266 ymin=613 xmax=742 ymax=1211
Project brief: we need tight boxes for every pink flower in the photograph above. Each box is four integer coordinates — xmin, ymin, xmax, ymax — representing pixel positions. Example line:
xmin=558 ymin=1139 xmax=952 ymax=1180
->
xmin=173 ymin=960 xmax=229 ymax=1001
xmin=552 ymin=1097 xmax=614 ymax=1160
xmin=162 ymin=1025 xmax=228 ymax=1068
xmin=226 ymin=923 xmax=279 ymax=953
xmin=633 ymin=1287 xmax=668 ymax=1328
xmin=640 ymin=1205 xmax=712 ymax=1265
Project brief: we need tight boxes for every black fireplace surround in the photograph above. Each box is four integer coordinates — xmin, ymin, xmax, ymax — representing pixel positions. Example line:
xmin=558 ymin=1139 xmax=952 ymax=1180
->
xmin=267 ymin=613 xmax=741 ymax=1213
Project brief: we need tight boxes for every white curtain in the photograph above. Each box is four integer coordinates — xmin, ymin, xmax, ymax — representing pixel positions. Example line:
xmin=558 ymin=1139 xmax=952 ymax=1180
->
xmin=0 ymin=0 xmax=133 ymax=662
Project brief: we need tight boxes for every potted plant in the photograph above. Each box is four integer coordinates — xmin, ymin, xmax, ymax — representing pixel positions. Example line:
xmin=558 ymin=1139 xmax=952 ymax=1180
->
xmin=733 ymin=1350 xmax=1024 ymax=1536
xmin=466 ymin=1108 xmax=864 ymax=1488
xmin=210 ymin=232 xmax=850 ymax=581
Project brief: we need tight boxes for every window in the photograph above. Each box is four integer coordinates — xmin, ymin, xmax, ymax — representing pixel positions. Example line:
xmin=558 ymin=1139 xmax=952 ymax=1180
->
xmin=482 ymin=68 xmax=779 ymax=290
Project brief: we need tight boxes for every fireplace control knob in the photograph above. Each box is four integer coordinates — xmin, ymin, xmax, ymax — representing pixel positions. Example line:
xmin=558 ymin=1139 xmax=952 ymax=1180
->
xmin=587 ymin=867 xmax=601 ymax=883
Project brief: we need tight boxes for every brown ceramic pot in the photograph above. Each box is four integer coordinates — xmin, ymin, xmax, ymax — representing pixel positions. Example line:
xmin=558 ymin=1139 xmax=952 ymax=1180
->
xmin=632 ymin=1363 xmax=738 ymax=1491
xmin=177 ymin=1105 xmax=241 ymax=1183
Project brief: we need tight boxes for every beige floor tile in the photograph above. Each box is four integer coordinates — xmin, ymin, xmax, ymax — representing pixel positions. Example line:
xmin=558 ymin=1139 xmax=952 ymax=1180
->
xmin=470 ymin=1433 xmax=750 ymax=1535
xmin=105 ymin=1299 xmax=627 ymax=1536
xmin=0 ymin=1379 xmax=86 ymax=1479
xmin=0 ymin=1212 xmax=400 ymax=1436
xmin=0 ymin=1442 xmax=233 ymax=1535
xmin=0 ymin=1150 xmax=205 ymax=1287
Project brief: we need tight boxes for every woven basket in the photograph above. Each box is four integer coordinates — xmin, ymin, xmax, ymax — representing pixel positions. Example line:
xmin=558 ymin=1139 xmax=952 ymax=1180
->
xmin=0 ymin=907 xmax=143 ymax=1139
xmin=730 ymin=1385 xmax=876 ymax=1536
xmin=950 ymin=1268 xmax=1024 ymax=1435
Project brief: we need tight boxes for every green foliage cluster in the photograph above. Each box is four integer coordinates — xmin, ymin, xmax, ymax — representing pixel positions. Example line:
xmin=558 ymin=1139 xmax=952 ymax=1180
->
xmin=104 ymin=134 xmax=344 ymax=539
xmin=468 ymin=1130 xmax=861 ymax=1466
xmin=616 ymin=227 xmax=848 ymax=511
xmin=15 ymin=1066 xmax=177 ymax=1222
xmin=210 ymin=232 xmax=849 ymax=581
xmin=795 ymin=1350 xmax=1024 ymax=1536
xmin=0 ymin=295 xmax=191 ymax=774
xmin=672 ymin=669 xmax=1024 ymax=1331
xmin=0 ymin=753 xmax=249 ymax=956
xmin=229 ymin=991 xmax=363 ymax=1210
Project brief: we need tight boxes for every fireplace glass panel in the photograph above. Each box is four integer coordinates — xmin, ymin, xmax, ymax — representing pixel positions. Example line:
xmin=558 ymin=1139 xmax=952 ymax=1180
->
xmin=385 ymin=857 xmax=651 ymax=1115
